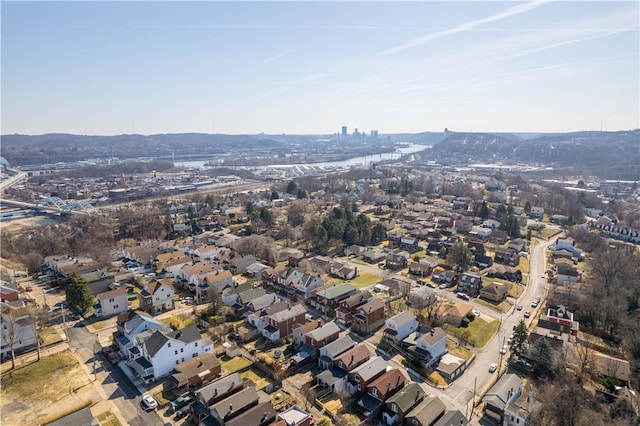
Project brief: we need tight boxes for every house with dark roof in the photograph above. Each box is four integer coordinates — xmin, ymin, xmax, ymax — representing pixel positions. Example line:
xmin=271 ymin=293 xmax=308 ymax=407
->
xmin=207 ymin=386 xmax=263 ymax=424
xmin=358 ymin=368 xmax=406 ymax=419
xmin=494 ymin=248 xmax=520 ymax=267
xmin=353 ymin=298 xmax=386 ymax=335
xmin=401 ymin=327 xmax=447 ymax=368
xmin=330 ymin=262 xmax=357 ymax=280
xmin=432 ymin=410 xmax=468 ymax=426
xmin=382 ymin=382 xmax=426 ymax=425
xmin=191 ymin=373 xmax=246 ymax=423
xmin=247 ymin=301 xmax=291 ymax=335
xmin=169 ymin=353 xmax=221 ymax=392
xmin=291 ymin=319 xmax=324 ymax=348
xmin=457 ymin=272 xmax=482 ymax=297
xmin=262 ymin=304 xmax=306 ymax=343
xmin=229 ymin=255 xmax=258 ymax=275
xmin=482 ymin=373 xmax=523 ymax=424
xmin=113 ymin=310 xmax=164 ymax=360
xmin=404 ymin=395 xmax=447 ymax=426
xmin=347 ymin=356 xmax=388 ymax=395
xmin=130 ymin=324 xmax=214 ymax=383
xmin=335 ymin=290 xmax=371 ymax=326
xmin=333 ymin=343 xmax=372 ymax=372
xmin=312 ymin=282 xmax=356 ymax=316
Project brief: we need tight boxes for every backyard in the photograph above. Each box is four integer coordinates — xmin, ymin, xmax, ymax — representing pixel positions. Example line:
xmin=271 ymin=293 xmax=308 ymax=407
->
xmin=160 ymin=313 xmax=196 ymax=330
xmin=220 ymin=355 xmax=252 ymax=373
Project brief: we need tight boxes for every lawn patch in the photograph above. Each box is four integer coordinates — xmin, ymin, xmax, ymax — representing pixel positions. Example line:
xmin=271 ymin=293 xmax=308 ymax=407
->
xmin=220 ymin=356 xmax=252 ymax=373
xmin=160 ymin=313 xmax=196 ymax=330
xmin=350 ymin=272 xmax=383 ymax=289
xmin=240 ymin=368 xmax=270 ymax=390
xmin=445 ymin=317 xmax=499 ymax=348
xmin=96 ymin=410 xmax=122 ymax=426
xmin=41 ymin=327 xmax=63 ymax=346
xmin=447 ymin=343 xmax=473 ymax=360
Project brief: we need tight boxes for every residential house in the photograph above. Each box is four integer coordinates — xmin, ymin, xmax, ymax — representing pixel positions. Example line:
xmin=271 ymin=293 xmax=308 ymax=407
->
xmin=401 ymin=327 xmax=447 ymax=368
xmin=480 ymin=283 xmax=508 ymax=303
xmin=486 ymin=264 xmax=522 ymax=283
xmin=169 ymin=353 xmax=221 ymax=392
xmin=330 ymin=262 xmax=357 ymax=280
xmin=231 ymin=287 xmax=267 ymax=317
xmin=1 ymin=302 xmax=37 ymax=361
xmin=158 ymin=255 xmax=193 ymax=277
xmin=353 ymin=298 xmax=386 ymax=335
xmin=347 ymin=356 xmax=387 ymax=395
xmin=363 ymin=249 xmax=386 ymax=264
xmin=436 ymin=353 xmax=468 ymax=381
xmin=206 ymin=386 xmax=263 ymax=424
xmin=433 ymin=410 xmax=467 ymax=426
xmin=94 ymin=287 xmax=128 ymax=318
xmin=433 ymin=300 xmax=473 ymax=326
xmin=404 ymin=395 xmax=447 ymax=426
xmin=303 ymin=320 xmax=340 ymax=349
xmin=191 ymin=372 xmax=246 ymax=423
xmin=247 ymin=301 xmax=291 ymax=335
xmin=409 ymin=262 xmax=432 ymax=277
xmin=400 ymin=236 xmax=420 ymax=251
xmin=196 ymin=269 xmax=234 ymax=304
xmin=277 ymin=406 xmax=314 ymax=426
xmin=358 ymin=369 xmax=407 ymax=419
xmin=223 ymin=398 xmax=276 ymax=426
xmin=130 ymin=324 xmax=214 ymax=383
xmin=457 ymin=272 xmax=482 ymax=297
xmin=483 ymin=373 xmax=523 ymax=424
xmin=529 ymin=206 xmax=544 ymax=219
xmin=262 ymin=304 xmax=306 ymax=342
xmin=313 ymin=282 xmax=356 ymax=316
xmin=384 ymin=311 xmax=419 ymax=343
xmin=292 ymin=319 xmax=324 ymax=348
xmin=137 ymin=278 xmax=175 ymax=314
xmin=431 ymin=269 xmax=458 ymax=287
xmin=555 ymin=264 xmax=581 ymax=285
xmin=284 ymin=270 xmax=324 ymax=300
xmin=474 ymin=254 xmax=494 ymax=269
xmin=114 ymin=310 xmax=165 ymax=360
xmin=385 ymin=252 xmax=408 ymax=270
xmin=382 ymin=382 xmax=426 ymax=426
xmin=318 ymin=335 xmax=356 ymax=369
xmin=245 ymin=293 xmax=280 ymax=315
xmin=333 ymin=343 xmax=372 ymax=372
xmin=221 ymin=282 xmax=253 ymax=306
xmin=335 ymin=290 xmax=371 ymax=326
xmin=229 ymin=255 xmax=257 ymax=275
xmin=494 ymin=248 xmax=520 ymax=267
xmin=419 ymin=255 xmax=439 ymax=269
xmin=538 ymin=304 xmax=579 ymax=337
xmin=180 ymin=263 xmax=216 ymax=289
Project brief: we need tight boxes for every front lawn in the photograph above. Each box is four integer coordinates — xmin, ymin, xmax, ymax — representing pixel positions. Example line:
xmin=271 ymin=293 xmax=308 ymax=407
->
xmin=220 ymin=356 xmax=252 ymax=373
xmin=447 ymin=343 xmax=473 ymax=360
xmin=445 ymin=317 xmax=499 ymax=348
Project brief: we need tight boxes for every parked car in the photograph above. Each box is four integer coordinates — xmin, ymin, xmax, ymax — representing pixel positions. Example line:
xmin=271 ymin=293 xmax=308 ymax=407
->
xmin=516 ymin=304 xmax=523 ymax=311
xmin=500 ymin=345 xmax=508 ymax=355
xmin=174 ymin=405 xmax=190 ymax=420
xmin=524 ymin=311 xmax=531 ymax=318
xmin=472 ymin=309 xmax=481 ymax=317
xmin=489 ymin=363 xmax=497 ymax=373
xmin=531 ymin=301 xmax=538 ymax=308
xmin=141 ymin=394 xmax=158 ymax=411
xmin=169 ymin=394 xmax=194 ymax=412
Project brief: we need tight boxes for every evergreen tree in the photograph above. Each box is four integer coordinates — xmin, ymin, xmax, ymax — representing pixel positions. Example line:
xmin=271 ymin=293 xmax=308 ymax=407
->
xmin=270 ymin=190 xmax=279 ymax=200
xmin=524 ymin=201 xmax=532 ymax=214
xmin=371 ymin=223 xmax=387 ymax=245
xmin=447 ymin=241 xmax=473 ymax=273
xmin=510 ymin=319 xmax=528 ymax=357
xmin=286 ymin=181 xmax=298 ymax=195
xmin=478 ymin=201 xmax=490 ymax=220
xmin=531 ymin=338 xmax=553 ymax=378
xmin=245 ymin=202 xmax=254 ymax=216
xmin=66 ymin=274 xmax=95 ymax=315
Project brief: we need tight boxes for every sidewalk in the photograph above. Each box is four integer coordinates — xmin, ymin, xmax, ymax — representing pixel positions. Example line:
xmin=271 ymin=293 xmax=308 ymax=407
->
xmin=0 ymin=341 xmax=69 ymax=374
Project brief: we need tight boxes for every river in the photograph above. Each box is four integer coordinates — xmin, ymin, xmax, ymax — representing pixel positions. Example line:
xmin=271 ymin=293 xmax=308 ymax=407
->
xmin=174 ymin=143 xmax=429 ymax=169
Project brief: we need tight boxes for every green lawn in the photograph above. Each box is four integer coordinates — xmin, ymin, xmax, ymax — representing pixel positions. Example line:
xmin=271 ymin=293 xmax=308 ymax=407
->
xmin=351 ymin=271 xmax=384 ymax=289
xmin=221 ymin=356 xmax=252 ymax=373
xmin=447 ymin=343 xmax=473 ymax=360
xmin=445 ymin=317 xmax=499 ymax=348
xmin=160 ymin=313 xmax=196 ymax=330
xmin=240 ymin=369 xmax=270 ymax=390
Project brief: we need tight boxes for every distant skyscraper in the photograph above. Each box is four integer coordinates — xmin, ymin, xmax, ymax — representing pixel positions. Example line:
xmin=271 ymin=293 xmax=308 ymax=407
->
xmin=341 ymin=126 xmax=347 ymax=138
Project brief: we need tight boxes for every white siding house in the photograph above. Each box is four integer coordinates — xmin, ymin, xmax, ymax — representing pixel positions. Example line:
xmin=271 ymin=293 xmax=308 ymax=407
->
xmin=94 ymin=287 xmax=128 ymax=318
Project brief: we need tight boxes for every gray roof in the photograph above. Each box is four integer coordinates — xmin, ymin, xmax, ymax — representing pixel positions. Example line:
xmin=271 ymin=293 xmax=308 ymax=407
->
xmin=350 ymin=356 xmax=387 ymax=381
xmin=388 ymin=310 xmax=417 ymax=326
xmin=238 ymin=287 xmax=266 ymax=302
xmin=225 ymin=400 xmax=275 ymax=426
xmin=211 ymin=387 xmax=259 ymax=420
xmin=270 ymin=304 xmax=306 ymax=322
xmin=385 ymin=382 xmax=425 ymax=412
xmin=249 ymin=293 xmax=278 ymax=311
xmin=198 ymin=372 xmax=242 ymax=403
xmin=317 ymin=366 xmax=348 ymax=386
xmin=406 ymin=395 xmax=446 ymax=425
xmin=306 ymin=321 xmax=340 ymax=341
xmin=482 ymin=373 xmax=523 ymax=411
xmin=144 ymin=330 xmax=170 ymax=357
xmin=433 ymin=409 xmax=468 ymax=426
xmin=316 ymin=282 xmax=356 ymax=300
xmin=170 ymin=324 xmax=202 ymax=344
xmin=320 ymin=335 xmax=356 ymax=358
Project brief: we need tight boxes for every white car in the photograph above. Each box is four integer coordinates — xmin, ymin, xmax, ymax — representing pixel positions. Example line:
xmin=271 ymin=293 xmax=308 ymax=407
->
xmin=472 ymin=309 xmax=481 ymax=317
xmin=141 ymin=394 xmax=158 ymax=411
xmin=500 ymin=345 xmax=508 ymax=355
xmin=439 ymin=283 xmax=447 ymax=289
xmin=489 ymin=363 xmax=497 ymax=373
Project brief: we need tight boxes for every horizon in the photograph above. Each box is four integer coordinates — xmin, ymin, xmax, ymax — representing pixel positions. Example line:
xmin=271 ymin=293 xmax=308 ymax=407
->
xmin=2 ymin=1 xmax=639 ymax=135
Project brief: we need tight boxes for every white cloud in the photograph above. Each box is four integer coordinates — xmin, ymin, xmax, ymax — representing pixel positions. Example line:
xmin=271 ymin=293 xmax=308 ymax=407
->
xmin=263 ymin=49 xmax=295 ymax=64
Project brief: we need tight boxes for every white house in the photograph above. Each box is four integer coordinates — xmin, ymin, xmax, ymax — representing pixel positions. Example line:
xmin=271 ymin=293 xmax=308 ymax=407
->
xmin=1 ymin=303 xmax=37 ymax=361
xmin=284 ymin=270 xmax=325 ymax=300
xmin=403 ymin=327 xmax=447 ymax=368
xmin=138 ymin=279 xmax=175 ymax=314
xmin=94 ymin=287 xmax=128 ymax=318
xmin=114 ymin=310 xmax=165 ymax=360
xmin=384 ymin=311 xmax=418 ymax=343
xmin=196 ymin=269 xmax=234 ymax=304
xmin=130 ymin=324 xmax=214 ymax=383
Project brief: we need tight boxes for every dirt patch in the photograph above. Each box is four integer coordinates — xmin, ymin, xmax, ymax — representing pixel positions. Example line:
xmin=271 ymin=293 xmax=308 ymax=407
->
xmin=0 ymin=349 xmax=95 ymax=426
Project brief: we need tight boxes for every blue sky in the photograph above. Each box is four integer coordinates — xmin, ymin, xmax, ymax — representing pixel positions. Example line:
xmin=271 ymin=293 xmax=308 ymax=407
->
xmin=2 ymin=1 xmax=638 ymax=135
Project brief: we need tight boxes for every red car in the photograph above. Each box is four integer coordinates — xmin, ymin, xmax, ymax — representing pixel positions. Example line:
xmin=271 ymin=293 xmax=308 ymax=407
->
xmin=524 ymin=311 xmax=531 ymax=318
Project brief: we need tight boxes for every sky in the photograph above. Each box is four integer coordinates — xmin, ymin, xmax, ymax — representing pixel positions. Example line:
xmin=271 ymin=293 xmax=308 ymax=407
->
xmin=1 ymin=1 xmax=639 ymax=135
